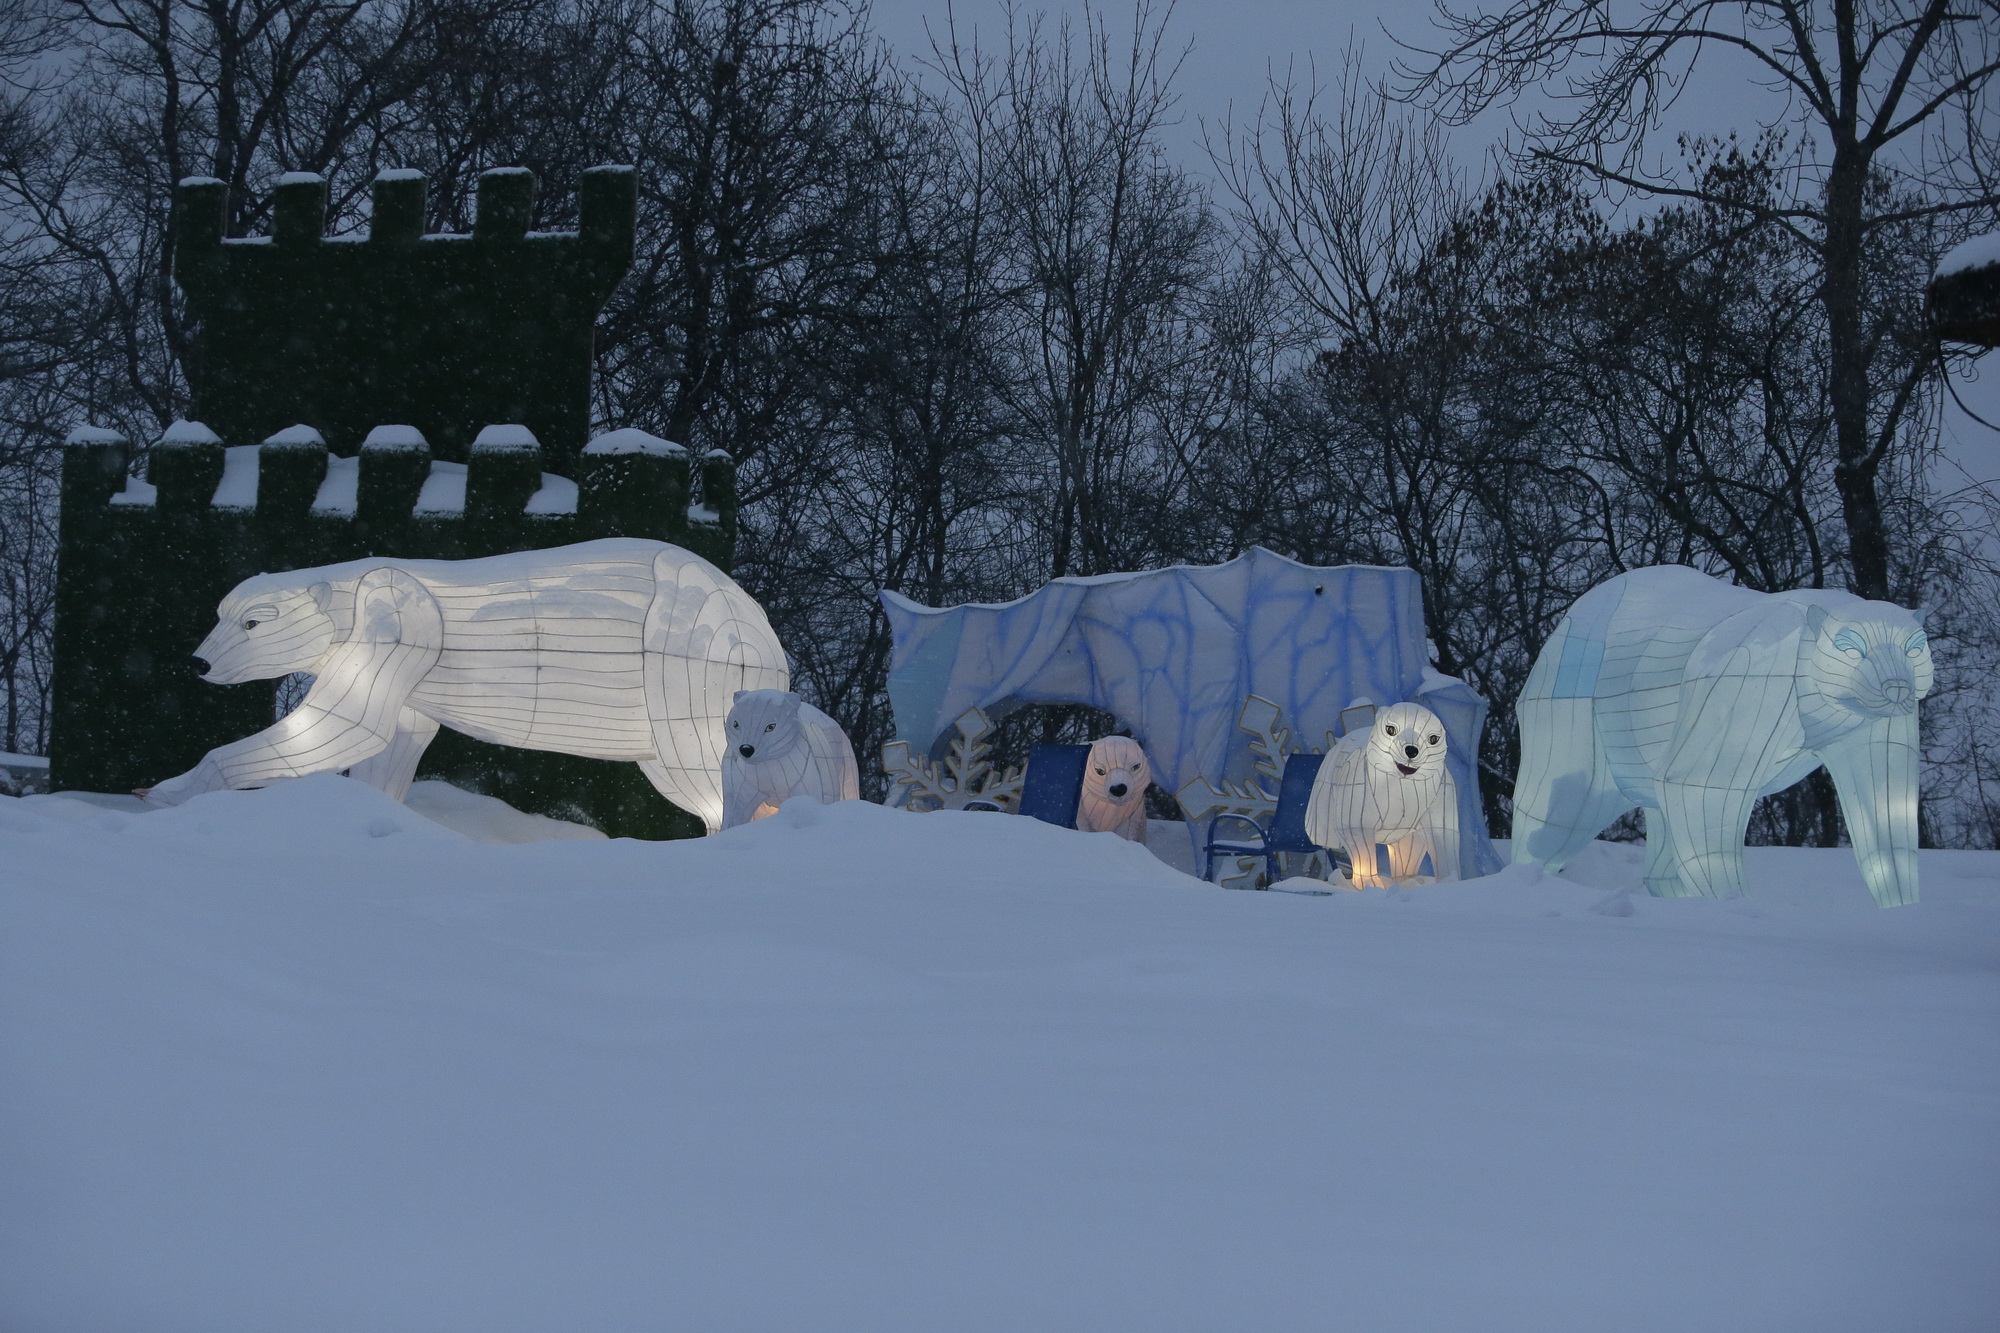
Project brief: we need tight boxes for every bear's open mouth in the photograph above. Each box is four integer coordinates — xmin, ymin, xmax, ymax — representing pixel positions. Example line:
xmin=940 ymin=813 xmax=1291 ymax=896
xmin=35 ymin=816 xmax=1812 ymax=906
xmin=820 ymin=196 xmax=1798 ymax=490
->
xmin=1394 ymin=762 xmax=1417 ymax=777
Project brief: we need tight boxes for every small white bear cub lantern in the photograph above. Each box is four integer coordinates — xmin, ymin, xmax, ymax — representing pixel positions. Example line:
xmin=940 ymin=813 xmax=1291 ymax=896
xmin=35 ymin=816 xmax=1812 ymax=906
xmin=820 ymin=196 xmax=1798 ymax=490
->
xmin=1305 ymin=701 xmax=1460 ymax=889
xmin=1078 ymin=735 xmax=1152 ymax=842
xmin=721 ymin=689 xmax=860 ymax=829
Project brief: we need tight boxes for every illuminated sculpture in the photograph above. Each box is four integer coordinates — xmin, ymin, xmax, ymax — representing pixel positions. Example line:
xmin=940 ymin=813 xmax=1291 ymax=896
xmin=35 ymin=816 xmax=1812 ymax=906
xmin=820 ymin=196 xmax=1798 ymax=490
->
xmin=879 ymin=548 xmax=1502 ymax=875
xmin=1076 ymin=736 xmax=1151 ymax=841
xmin=1304 ymin=702 xmax=1459 ymax=887
xmin=1512 ymin=566 xmax=1932 ymax=907
xmin=720 ymin=689 xmax=860 ymax=828
xmin=139 ymin=538 xmax=788 ymax=832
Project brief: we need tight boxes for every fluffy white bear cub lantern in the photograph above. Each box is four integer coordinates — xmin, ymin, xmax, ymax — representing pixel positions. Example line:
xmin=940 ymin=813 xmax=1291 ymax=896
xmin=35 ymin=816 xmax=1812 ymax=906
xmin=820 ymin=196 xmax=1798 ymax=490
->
xmin=720 ymin=689 xmax=860 ymax=828
xmin=1077 ymin=735 xmax=1151 ymax=841
xmin=1305 ymin=701 xmax=1460 ymax=888
xmin=141 ymin=539 xmax=789 ymax=833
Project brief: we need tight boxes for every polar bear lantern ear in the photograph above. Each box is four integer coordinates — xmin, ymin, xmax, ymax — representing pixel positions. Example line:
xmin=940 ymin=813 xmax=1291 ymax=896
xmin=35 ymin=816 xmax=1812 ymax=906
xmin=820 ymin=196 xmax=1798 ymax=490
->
xmin=350 ymin=567 xmax=444 ymax=648
xmin=309 ymin=581 xmax=334 ymax=614
xmin=733 ymin=690 xmax=748 ymax=703
xmin=1803 ymin=604 xmax=1829 ymax=641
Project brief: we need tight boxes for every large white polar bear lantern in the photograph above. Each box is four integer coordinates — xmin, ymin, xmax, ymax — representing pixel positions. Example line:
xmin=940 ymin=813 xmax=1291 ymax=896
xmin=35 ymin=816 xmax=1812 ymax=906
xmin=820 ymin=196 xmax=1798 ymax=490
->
xmin=143 ymin=539 xmax=789 ymax=832
xmin=1305 ymin=701 xmax=1460 ymax=888
xmin=720 ymin=689 xmax=860 ymax=828
xmin=1512 ymin=566 xmax=1931 ymax=907
xmin=1077 ymin=735 xmax=1151 ymax=842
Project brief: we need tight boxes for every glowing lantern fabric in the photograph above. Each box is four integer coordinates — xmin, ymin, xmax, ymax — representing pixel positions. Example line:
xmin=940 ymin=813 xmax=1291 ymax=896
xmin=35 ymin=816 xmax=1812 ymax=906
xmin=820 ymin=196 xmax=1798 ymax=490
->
xmin=1305 ymin=701 xmax=1460 ymax=887
xmin=1076 ymin=736 xmax=1151 ymax=842
xmin=720 ymin=689 xmax=860 ymax=828
xmin=880 ymin=547 xmax=1502 ymax=875
xmin=142 ymin=538 xmax=789 ymax=832
xmin=1512 ymin=566 xmax=1931 ymax=907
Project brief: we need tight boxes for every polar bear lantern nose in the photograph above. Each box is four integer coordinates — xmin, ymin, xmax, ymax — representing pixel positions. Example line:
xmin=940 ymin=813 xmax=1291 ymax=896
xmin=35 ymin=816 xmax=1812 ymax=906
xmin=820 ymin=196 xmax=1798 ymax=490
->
xmin=1881 ymin=677 xmax=1914 ymax=708
xmin=1108 ymin=782 xmax=1128 ymax=798
xmin=191 ymin=654 xmax=212 ymax=676
xmin=738 ymin=743 xmax=755 ymax=758
xmin=1403 ymin=743 xmax=1419 ymax=760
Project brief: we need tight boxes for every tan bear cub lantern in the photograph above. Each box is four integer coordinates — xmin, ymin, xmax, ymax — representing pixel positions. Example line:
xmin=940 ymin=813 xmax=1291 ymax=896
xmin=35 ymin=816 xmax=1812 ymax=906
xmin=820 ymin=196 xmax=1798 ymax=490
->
xmin=1305 ymin=701 xmax=1461 ymax=888
xmin=1077 ymin=735 xmax=1151 ymax=842
xmin=720 ymin=689 xmax=860 ymax=828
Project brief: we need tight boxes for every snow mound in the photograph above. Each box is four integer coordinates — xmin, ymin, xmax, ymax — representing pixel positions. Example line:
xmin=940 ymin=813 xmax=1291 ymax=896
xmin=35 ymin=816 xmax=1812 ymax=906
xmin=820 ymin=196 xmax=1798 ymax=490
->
xmin=403 ymin=779 xmax=607 ymax=844
xmin=584 ymin=427 xmax=684 ymax=456
xmin=362 ymin=424 xmax=427 ymax=451
xmin=1 ymin=776 xmax=1995 ymax=1331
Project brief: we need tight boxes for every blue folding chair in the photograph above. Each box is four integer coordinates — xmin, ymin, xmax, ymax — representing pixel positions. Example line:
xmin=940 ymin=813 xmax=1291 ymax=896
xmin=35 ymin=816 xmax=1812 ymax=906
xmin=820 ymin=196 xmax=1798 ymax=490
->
xmin=1203 ymin=751 xmax=1327 ymax=885
xmin=1013 ymin=743 xmax=1092 ymax=827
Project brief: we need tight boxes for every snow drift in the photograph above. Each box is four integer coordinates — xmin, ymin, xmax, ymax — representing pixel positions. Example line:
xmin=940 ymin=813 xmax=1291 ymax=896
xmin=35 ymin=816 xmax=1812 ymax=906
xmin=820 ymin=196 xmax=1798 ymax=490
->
xmin=1 ymin=775 xmax=1995 ymax=1331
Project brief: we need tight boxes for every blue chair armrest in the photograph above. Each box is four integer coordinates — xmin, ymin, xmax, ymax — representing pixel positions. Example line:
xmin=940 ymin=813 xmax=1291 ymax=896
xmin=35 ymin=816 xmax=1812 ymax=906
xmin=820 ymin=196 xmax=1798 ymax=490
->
xmin=1204 ymin=812 xmax=1268 ymax=845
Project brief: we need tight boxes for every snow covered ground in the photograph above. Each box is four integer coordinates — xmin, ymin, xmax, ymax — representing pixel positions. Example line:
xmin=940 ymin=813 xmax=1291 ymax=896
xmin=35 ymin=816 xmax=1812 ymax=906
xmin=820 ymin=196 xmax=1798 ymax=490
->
xmin=2 ymin=776 xmax=1995 ymax=1331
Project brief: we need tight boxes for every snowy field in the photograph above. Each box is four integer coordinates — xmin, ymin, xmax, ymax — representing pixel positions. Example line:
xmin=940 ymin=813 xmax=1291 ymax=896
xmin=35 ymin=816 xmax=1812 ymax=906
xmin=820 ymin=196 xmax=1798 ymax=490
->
xmin=2 ymin=776 xmax=1996 ymax=1332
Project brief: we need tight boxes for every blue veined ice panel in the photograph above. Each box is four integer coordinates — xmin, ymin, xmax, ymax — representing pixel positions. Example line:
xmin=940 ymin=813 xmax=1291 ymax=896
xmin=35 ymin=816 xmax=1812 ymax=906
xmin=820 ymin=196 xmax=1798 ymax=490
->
xmin=880 ymin=547 xmax=1500 ymax=874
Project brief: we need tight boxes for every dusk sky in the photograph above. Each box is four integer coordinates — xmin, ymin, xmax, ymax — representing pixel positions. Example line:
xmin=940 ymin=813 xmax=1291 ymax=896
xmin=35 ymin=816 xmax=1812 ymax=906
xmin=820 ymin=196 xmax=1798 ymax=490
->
xmin=865 ymin=0 xmax=2000 ymax=482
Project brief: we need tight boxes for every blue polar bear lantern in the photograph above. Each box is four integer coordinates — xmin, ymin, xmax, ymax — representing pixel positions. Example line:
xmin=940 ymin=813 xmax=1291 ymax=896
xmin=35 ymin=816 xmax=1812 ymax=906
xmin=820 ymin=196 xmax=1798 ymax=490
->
xmin=879 ymin=547 xmax=1501 ymax=876
xmin=1513 ymin=565 xmax=1933 ymax=907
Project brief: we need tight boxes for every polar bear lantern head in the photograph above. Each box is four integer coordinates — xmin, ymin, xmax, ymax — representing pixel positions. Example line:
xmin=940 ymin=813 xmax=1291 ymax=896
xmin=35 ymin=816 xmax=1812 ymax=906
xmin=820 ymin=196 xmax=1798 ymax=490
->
xmin=728 ymin=689 xmax=807 ymax=762
xmin=1799 ymin=603 xmax=1931 ymax=720
xmin=192 ymin=579 xmax=339 ymax=684
xmin=1084 ymin=735 xmax=1150 ymax=807
xmin=1360 ymin=701 xmax=1448 ymax=784
xmin=1077 ymin=734 xmax=1152 ymax=841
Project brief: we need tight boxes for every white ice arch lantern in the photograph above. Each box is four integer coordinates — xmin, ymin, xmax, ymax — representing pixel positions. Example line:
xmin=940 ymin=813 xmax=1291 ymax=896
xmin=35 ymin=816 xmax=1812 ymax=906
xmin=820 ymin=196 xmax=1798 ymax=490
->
xmin=720 ymin=689 xmax=860 ymax=828
xmin=1305 ymin=701 xmax=1459 ymax=887
xmin=1076 ymin=736 xmax=1151 ymax=841
xmin=879 ymin=548 xmax=1504 ymax=876
xmin=142 ymin=539 xmax=788 ymax=832
xmin=1512 ymin=566 xmax=1932 ymax=907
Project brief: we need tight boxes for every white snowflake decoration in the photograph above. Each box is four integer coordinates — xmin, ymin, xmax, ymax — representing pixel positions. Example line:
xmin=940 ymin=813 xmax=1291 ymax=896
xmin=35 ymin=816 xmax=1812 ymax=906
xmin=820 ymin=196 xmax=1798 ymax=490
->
xmin=881 ymin=707 xmax=1025 ymax=812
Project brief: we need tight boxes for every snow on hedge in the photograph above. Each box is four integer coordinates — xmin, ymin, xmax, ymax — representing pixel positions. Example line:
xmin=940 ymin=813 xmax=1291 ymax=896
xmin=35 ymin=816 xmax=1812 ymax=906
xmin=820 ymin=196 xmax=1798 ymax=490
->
xmin=1937 ymin=231 xmax=2000 ymax=277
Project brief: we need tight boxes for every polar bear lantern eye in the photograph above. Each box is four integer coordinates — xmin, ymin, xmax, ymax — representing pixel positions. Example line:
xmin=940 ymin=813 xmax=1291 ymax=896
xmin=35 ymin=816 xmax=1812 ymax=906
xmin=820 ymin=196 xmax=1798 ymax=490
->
xmin=1905 ymin=630 xmax=1928 ymax=658
xmin=1833 ymin=628 xmax=1867 ymax=658
xmin=1384 ymin=725 xmax=1397 ymax=737
xmin=242 ymin=604 xmax=280 ymax=632
xmin=1427 ymin=734 xmax=1440 ymax=745
xmin=764 ymin=722 xmax=775 ymax=732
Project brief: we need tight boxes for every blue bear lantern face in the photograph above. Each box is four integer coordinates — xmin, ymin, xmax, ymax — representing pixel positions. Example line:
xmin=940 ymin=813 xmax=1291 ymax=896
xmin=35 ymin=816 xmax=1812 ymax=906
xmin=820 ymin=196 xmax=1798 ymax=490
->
xmin=1808 ymin=617 xmax=1931 ymax=719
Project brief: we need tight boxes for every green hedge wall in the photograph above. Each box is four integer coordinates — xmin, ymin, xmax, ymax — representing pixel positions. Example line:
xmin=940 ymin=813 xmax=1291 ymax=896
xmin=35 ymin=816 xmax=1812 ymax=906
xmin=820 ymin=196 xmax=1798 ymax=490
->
xmin=50 ymin=166 xmax=734 ymax=840
xmin=52 ymin=425 xmax=732 ymax=839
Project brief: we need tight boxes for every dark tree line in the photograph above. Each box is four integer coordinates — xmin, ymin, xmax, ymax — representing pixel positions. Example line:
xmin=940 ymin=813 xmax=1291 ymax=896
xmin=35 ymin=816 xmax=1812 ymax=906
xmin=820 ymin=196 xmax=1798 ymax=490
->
xmin=3 ymin=0 xmax=1997 ymax=845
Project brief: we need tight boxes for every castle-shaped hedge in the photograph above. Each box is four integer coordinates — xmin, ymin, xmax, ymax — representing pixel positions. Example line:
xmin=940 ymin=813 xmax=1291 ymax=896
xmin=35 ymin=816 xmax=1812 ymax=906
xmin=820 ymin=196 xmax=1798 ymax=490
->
xmin=53 ymin=421 xmax=736 ymax=836
xmin=50 ymin=166 xmax=735 ymax=838
xmin=174 ymin=165 xmax=635 ymax=469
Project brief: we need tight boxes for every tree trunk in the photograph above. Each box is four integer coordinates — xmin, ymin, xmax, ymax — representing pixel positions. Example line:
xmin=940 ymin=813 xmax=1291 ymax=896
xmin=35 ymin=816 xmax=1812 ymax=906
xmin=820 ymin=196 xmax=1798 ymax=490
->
xmin=1821 ymin=150 xmax=1891 ymax=602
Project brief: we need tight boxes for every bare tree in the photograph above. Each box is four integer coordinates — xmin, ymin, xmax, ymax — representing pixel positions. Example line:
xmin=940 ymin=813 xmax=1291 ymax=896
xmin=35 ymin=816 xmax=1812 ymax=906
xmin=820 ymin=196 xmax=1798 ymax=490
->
xmin=1400 ymin=0 xmax=2000 ymax=603
xmin=585 ymin=0 xmax=892 ymax=466
xmin=937 ymin=0 xmax=1220 ymax=580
